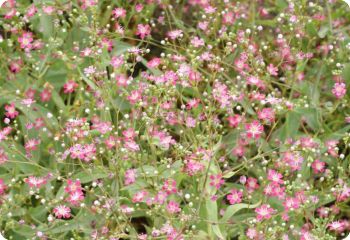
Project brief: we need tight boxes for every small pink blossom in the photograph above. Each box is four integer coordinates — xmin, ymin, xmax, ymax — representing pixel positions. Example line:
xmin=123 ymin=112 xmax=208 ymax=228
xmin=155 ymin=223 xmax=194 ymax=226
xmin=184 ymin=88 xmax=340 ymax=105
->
xmin=245 ymin=121 xmax=264 ymax=139
xmin=166 ymin=201 xmax=181 ymax=214
xmin=63 ymin=80 xmax=79 ymax=94
xmin=5 ymin=103 xmax=19 ymax=119
xmin=332 ymin=82 xmax=346 ymax=99
xmin=136 ymin=24 xmax=151 ymax=39
xmin=227 ymin=189 xmax=243 ymax=204
xmin=53 ymin=205 xmax=71 ymax=219
xmin=255 ymin=204 xmax=275 ymax=221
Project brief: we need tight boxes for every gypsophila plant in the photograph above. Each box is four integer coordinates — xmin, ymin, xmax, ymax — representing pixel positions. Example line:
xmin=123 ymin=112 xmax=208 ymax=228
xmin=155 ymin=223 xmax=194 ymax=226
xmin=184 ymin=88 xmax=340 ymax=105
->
xmin=0 ymin=0 xmax=350 ymax=239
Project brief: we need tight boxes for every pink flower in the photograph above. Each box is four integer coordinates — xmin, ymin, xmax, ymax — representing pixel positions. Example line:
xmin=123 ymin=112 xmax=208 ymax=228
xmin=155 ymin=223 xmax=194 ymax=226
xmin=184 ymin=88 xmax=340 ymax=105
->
xmin=162 ymin=179 xmax=177 ymax=194
xmin=267 ymin=169 xmax=284 ymax=184
xmin=245 ymin=121 xmax=264 ymax=139
xmin=147 ymin=58 xmax=162 ymax=68
xmin=63 ymin=80 xmax=79 ymax=93
xmin=209 ymin=174 xmax=225 ymax=189
xmin=124 ymin=140 xmax=140 ymax=152
xmin=283 ymin=152 xmax=304 ymax=171
xmin=42 ymin=5 xmax=55 ymax=15
xmin=185 ymin=160 xmax=204 ymax=176
xmin=111 ymin=56 xmax=124 ymax=68
xmin=18 ymin=32 xmax=34 ymax=49
xmin=311 ymin=159 xmax=326 ymax=174
xmin=115 ymin=74 xmax=130 ymax=87
xmin=222 ymin=12 xmax=235 ymax=25
xmin=25 ymin=139 xmax=40 ymax=152
xmin=5 ymin=103 xmax=19 ymax=119
xmin=246 ymin=228 xmax=258 ymax=239
xmin=267 ymin=64 xmax=278 ymax=76
xmin=4 ymin=8 xmax=16 ymax=19
xmin=227 ymin=114 xmax=244 ymax=128
xmin=247 ymin=76 xmax=265 ymax=89
xmin=79 ymin=0 xmax=97 ymax=9
xmin=0 ymin=179 xmax=7 ymax=195
xmin=53 ymin=205 xmax=71 ymax=219
xmin=66 ymin=191 xmax=84 ymax=205
xmin=186 ymin=98 xmax=200 ymax=109
xmin=65 ymin=179 xmax=82 ymax=193
xmin=136 ymin=24 xmax=151 ymax=39
xmin=185 ymin=117 xmax=196 ymax=128
xmin=190 ymin=37 xmax=205 ymax=47
xmin=9 ymin=60 xmax=23 ymax=73
xmin=124 ymin=169 xmax=137 ymax=185
xmin=127 ymin=90 xmax=142 ymax=104
xmin=24 ymin=176 xmax=47 ymax=188
xmin=255 ymin=204 xmax=275 ymax=221
xmin=21 ymin=98 xmax=36 ymax=107
xmin=317 ymin=207 xmax=329 ymax=218
xmin=166 ymin=201 xmax=181 ymax=214
xmin=155 ymin=191 xmax=168 ymax=204
xmin=167 ymin=30 xmax=183 ymax=40
xmin=26 ymin=5 xmax=37 ymax=18
xmin=40 ymin=88 xmax=52 ymax=102
xmin=328 ymin=220 xmax=346 ymax=233
xmin=258 ymin=108 xmax=275 ymax=123
xmin=69 ymin=143 xmax=96 ymax=162
xmin=227 ymin=189 xmax=243 ymax=204
xmin=132 ymin=190 xmax=148 ymax=203
xmin=245 ymin=177 xmax=259 ymax=192
xmin=120 ymin=205 xmax=134 ymax=214
xmin=100 ymin=38 xmax=113 ymax=52
xmin=283 ymin=197 xmax=300 ymax=211
xmin=135 ymin=4 xmax=144 ymax=12
xmin=112 ymin=7 xmax=126 ymax=18
xmin=332 ymin=82 xmax=346 ymax=99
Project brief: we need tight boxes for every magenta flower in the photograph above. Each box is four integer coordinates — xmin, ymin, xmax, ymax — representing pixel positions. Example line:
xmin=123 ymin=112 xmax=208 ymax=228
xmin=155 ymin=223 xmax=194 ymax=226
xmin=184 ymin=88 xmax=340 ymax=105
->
xmin=63 ymin=80 xmax=79 ymax=94
xmin=227 ymin=189 xmax=243 ymax=204
xmin=112 ymin=7 xmax=126 ymax=19
xmin=53 ymin=205 xmax=71 ymax=219
xmin=166 ymin=200 xmax=181 ymax=214
xmin=332 ymin=82 xmax=346 ymax=99
xmin=0 ymin=179 xmax=7 ymax=195
xmin=245 ymin=120 xmax=264 ymax=139
xmin=311 ymin=159 xmax=326 ymax=174
xmin=209 ymin=174 xmax=225 ymax=189
xmin=255 ymin=204 xmax=275 ymax=221
xmin=18 ymin=32 xmax=33 ymax=49
xmin=136 ymin=24 xmax=151 ymax=39
xmin=4 ymin=103 xmax=19 ymax=119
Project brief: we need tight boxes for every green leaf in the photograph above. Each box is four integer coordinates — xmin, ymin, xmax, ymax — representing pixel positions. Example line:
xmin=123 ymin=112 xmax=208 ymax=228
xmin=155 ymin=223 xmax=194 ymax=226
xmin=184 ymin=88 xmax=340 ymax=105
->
xmin=40 ymin=15 xmax=53 ymax=39
xmin=221 ymin=201 xmax=261 ymax=223
xmin=206 ymin=199 xmax=225 ymax=239
xmin=72 ymin=169 xmax=109 ymax=183
xmin=318 ymin=26 xmax=329 ymax=38
xmin=295 ymin=108 xmax=321 ymax=131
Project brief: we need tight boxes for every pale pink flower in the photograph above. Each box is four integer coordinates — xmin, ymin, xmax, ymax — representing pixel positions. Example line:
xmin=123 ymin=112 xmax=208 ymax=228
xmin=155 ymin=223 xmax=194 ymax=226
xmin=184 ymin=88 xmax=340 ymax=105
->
xmin=136 ymin=24 xmax=151 ymax=39
xmin=166 ymin=201 xmax=181 ymax=214
xmin=53 ymin=205 xmax=71 ymax=219
xmin=5 ymin=103 xmax=19 ymax=119
xmin=227 ymin=189 xmax=243 ymax=204
xmin=332 ymin=82 xmax=346 ymax=99
xmin=255 ymin=204 xmax=275 ymax=221
xmin=245 ymin=121 xmax=264 ymax=139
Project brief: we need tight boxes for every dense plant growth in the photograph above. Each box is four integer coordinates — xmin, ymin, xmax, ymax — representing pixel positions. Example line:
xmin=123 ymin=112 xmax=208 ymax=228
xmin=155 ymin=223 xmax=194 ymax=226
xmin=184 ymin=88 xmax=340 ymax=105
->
xmin=1 ymin=0 xmax=350 ymax=239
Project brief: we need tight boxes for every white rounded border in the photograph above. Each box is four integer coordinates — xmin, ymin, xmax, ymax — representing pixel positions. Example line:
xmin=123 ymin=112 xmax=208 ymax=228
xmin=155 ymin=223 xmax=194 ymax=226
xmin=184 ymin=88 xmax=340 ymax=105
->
xmin=0 ymin=0 xmax=347 ymax=239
